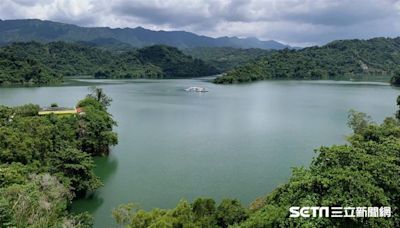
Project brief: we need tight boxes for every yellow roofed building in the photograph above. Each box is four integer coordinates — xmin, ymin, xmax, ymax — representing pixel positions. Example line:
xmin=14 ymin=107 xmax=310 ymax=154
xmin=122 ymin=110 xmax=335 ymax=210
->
xmin=38 ymin=107 xmax=78 ymax=115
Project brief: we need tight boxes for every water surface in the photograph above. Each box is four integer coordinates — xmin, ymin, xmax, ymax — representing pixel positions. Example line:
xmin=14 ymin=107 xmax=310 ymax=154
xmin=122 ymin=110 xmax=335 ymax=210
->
xmin=0 ymin=79 xmax=398 ymax=227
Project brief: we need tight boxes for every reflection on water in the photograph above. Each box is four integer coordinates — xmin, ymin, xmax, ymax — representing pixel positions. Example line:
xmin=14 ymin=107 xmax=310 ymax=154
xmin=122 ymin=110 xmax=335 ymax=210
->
xmin=95 ymin=155 xmax=119 ymax=183
xmin=70 ymin=193 xmax=104 ymax=215
xmin=71 ymin=155 xmax=119 ymax=214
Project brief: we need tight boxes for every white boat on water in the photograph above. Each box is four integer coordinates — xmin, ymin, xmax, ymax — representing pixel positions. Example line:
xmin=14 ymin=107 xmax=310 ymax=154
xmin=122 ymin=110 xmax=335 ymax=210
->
xmin=184 ymin=87 xmax=208 ymax=92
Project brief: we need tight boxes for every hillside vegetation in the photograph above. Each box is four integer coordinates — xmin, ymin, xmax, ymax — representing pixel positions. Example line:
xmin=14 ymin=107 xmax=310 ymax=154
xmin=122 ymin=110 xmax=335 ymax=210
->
xmin=0 ymin=87 xmax=117 ymax=226
xmin=184 ymin=47 xmax=271 ymax=72
xmin=0 ymin=42 xmax=219 ymax=85
xmin=215 ymin=37 xmax=400 ymax=84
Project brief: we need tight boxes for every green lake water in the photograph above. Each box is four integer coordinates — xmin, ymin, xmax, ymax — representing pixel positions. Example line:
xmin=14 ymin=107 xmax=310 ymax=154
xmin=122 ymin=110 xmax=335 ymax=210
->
xmin=0 ymin=79 xmax=398 ymax=227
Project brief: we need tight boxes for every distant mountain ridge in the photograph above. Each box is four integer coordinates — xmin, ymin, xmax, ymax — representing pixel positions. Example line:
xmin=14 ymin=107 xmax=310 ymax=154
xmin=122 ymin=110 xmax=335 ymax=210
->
xmin=0 ymin=19 xmax=290 ymax=49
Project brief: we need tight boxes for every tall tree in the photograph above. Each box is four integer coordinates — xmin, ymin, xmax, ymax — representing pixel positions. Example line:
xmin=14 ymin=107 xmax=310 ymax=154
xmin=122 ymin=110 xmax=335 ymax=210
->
xmin=87 ymin=86 xmax=112 ymax=108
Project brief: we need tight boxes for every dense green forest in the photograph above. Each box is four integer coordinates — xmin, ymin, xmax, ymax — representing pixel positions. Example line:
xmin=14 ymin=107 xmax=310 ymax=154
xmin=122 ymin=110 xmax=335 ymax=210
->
xmin=183 ymin=47 xmax=271 ymax=72
xmin=0 ymin=87 xmax=117 ymax=227
xmin=215 ymin=37 xmax=400 ymax=84
xmin=0 ymin=42 xmax=219 ymax=85
xmin=390 ymin=70 xmax=400 ymax=86
xmin=113 ymin=99 xmax=400 ymax=227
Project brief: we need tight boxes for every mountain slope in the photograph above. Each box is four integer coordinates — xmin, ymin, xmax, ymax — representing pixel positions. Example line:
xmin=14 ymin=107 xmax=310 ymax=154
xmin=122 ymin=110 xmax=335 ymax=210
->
xmin=215 ymin=37 xmax=400 ymax=84
xmin=183 ymin=47 xmax=272 ymax=72
xmin=0 ymin=42 xmax=219 ymax=85
xmin=0 ymin=46 xmax=61 ymax=85
xmin=0 ymin=19 xmax=290 ymax=50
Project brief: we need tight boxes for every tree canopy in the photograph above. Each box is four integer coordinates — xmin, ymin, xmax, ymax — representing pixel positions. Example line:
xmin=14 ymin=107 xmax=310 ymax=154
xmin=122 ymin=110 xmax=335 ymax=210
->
xmin=112 ymin=198 xmax=249 ymax=228
xmin=0 ymin=42 xmax=219 ymax=85
xmin=215 ymin=37 xmax=400 ymax=84
xmin=390 ymin=68 xmax=400 ymax=86
xmin=183 ymin=47 xmax=271 ymax=72
xmin=0 ymin=87 xmax=117 ymax=226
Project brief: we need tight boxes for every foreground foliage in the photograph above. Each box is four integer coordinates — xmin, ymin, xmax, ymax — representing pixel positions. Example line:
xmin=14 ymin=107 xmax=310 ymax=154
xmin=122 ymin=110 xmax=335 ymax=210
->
xmin=215 ymin=37 xmax=400 ymax=84
xmin=113 ymin=198 xmax=249 ymax=228
xmin=114 ymin=97 xmax=400 ymax=227
xmin=0 ymin=87 xmax=117 ymax=227
xmin=239 ymin=111 xmax=400 ymax=227
xmin=0 ymin=42 xmax=219 ymax=85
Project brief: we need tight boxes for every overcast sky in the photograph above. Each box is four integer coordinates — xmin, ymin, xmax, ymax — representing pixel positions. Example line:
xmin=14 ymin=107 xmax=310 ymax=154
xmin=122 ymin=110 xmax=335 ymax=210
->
xmin=0 ymin=0 xmax=399 ymax=46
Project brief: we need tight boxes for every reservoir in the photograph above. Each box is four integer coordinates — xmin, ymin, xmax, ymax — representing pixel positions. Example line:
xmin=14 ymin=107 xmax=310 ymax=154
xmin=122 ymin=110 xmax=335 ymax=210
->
xmin=0 ymin=79 xmax=398 ymax=227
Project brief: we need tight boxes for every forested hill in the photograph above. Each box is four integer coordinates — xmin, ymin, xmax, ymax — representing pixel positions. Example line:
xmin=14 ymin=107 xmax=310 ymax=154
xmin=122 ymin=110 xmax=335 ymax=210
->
xmin=0 ymin=19 xmax=289 ymax=50
xmin=0 ymin=42 xmax=219 ymax=85
xmin=183 ymin=47 xmax=271 ymax=72
xmin=214 ymin=37 xmax=400 ymax=84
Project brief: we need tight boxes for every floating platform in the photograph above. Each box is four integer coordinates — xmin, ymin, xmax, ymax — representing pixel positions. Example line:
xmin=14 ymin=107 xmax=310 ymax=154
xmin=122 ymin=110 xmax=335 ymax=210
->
xmin=184 ymin=87 xmax=208 ymax=92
